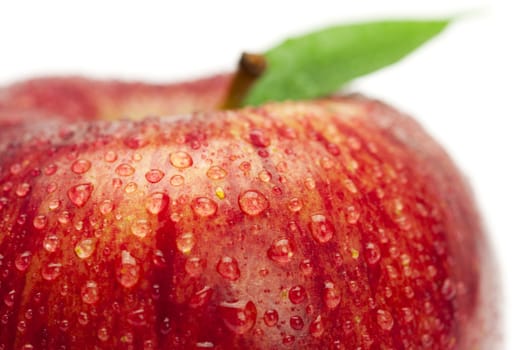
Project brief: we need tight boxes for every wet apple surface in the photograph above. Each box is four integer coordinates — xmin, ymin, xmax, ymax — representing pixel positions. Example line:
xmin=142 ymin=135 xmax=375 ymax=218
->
xmin=0 ymin=76 xmax=498 ymax=349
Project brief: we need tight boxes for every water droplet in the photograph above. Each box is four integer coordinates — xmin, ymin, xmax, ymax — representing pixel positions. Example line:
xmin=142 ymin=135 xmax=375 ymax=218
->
xmin=67 ymin=183 xmax=94 ymax=208
xmin=43 ymin=234 xmax=59 ymax=252
xmin=263 ymin=309 xmax=279 ymax=327
xmin=4 ymin=289 xmax=15 ymax=307
xmin=170 ymin=151 xmax=193 ymax=169
xmin=238 ymin=190 xmax=268 ymax=216
xmin=124 ymin=182 xmax=138 ymax=193
xmin=309 ymin=315 xmax=324 ymax=338
xmin=346 ymin=205 xmax=360 ymax=224
xmin=145 ymin=192 xmax=169 ymax=215
xmin=71 ymin=159 xmax=91 ymax=174
xmin=309 ymin=214 xmax=334 ymax=243
xmin=78 ymin=311 xmax=89 ymax=325
xmin=320 ymin=156 xmax=335 ymax=169
xmin=170 ymin=175 xmax=185 ymax=186
xmin=44 ymin=163 xmax=58 ymax=175
xmin=287 ymin=198 xmax=303 ymax=212
xmin=364 ymin=242 xmax=381 ymax=265
xmin=189 ymin=286 xmax=213 ymax=308
xmin=32 ymin=215 xmax=47 ymax=230
xmin=97 ymin=327 xmax=109 ymax=342
xmin=216 ymin=256 xmax=240 ymax=281
xmin=207 ymin=166 xmax=227 ymax=180
xmin=290 ymin=315 xmax=304 ymax=330
xmin=185 ymin=257 xmax=206 ymax=277
xmin=239 ymin=161 xmax=251 ymax=173
xmin=116 ymin=163 xmax=135 ymax=177
xmin=58 ymin=210 xmax=71 ymax=224
xmin=15 ymin=251 xmax=32 ymax=272
xmin=104 ymin=151 xmax=117 ymax=163
xmin=191 ymin=197 xmax=218 ymax=217
xmin=267 ymin=238 xmax=294 ymax=264
xmin=99 ymin=199 xmax=114 ymax=215
xmin=75 ymin=238 xmax=96 ymax=259
xmin=152 ymin=250 xmax=167 ymax=268
xmin=300 ymin=259 xmax=313 ymax=276
xmin=218 ymin=300 xmax=257 ymax=334
xmin=131 ymin=219 xmax=151 ymax=238
xmin=15 ymin=183 xmax=31 ymax=197
xmin=282 ymin=335 xmax=295 ymax=345
xmin=117 ymin=251 xmax=140 ymax=288
xmin=176 ymin=232 xmax=196 ymax=254
xmin=323 ymin=281 xmax=341 ymax=309
xmin=41 ymin=262 xmax=62 ymax=281
xmin=376 ymin=309 xmax=394 ymax=331
xmin=145 ymin=169 xmax=165 ymax=183
xmin=81 ymin=281 xmax=99 ymax=304
xmin=304 ymin=177 xmax=316 ymax=190
xmin=249 ymin=129 xmax=271 ymax=148
xmin=258 ymin=170 xmax=272 ymax=182
xmin=289 ymin=285 xmax=307 ymax=304
xmin=127 ymin=308 xmax=147 ymax=327
xmin=441 ymin=278 xmax=456 ymax=300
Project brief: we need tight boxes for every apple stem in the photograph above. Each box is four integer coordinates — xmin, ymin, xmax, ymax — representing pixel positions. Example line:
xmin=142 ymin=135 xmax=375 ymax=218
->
xmin=222 ymin=53 xmax=266 ymax=109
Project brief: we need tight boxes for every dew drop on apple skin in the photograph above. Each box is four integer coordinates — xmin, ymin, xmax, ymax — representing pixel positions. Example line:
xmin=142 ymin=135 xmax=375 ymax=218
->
xmin=145 ymin=169 xmax=165 ymax=183
xmin=42 ymin=233 xmax=59 ymax=253
xmin=323 ymin=281 xmax=342 ymax=309
xmin=288 ymin=285 xmax=307 ymax=304
xmin=81 ymin=281 xmax=99 ymax=304
xmin=116 ymin=251 xmax=140 ymax=288
xmin=263 ymin=309 xmax=279 ymax=327
xmin=75 ymin=238 xmax=96 ymax=259
xmin=238 ymin=190 xmax=269 ymax=216
xmin=170 ymin=174 xmax=184 ymax=187
xmin=191 ymin=197 xmax=218 ymax=217
xmin=15 ymin=182 xmax=31 ymax=197
xmin=188 ymin=286 xmax=213 ymax=308
xmin=15 ymin=251 xmax=32 ymax=272
xmin=287 ymin=197 xmax=303 ymax=212
xmin=32 ymin=215 xmax=47 ymax=230
xmin=41 ymin=262 xmax=62 ymax=281
xmin=377 ymin=309 xmax=394 ymax=331
xmin=309 ymin=214 xmax=335 ymax=243
xmin=3 ymin=289 xmax=15 ymax=307
xmin=185 ymin=257 xmax=206 ymax=277
xmin=216 ymin=256 xmax=240 ymax=281
xmin=206 ymin=165 xmax=227 ymax=180
xmin=131 ymin=219 xmax=151 ymax=238
xmin=364 ymin=242 xmax=381 ymax=265
xmin=309 ymin=315 xmax=325 ymax=338
xmin=71 ymin=159 xmax=91 ymax=174
xmin=290 ymin=315 xmax=305 ymax=330
xmin=67 ymin=183 xmax=94 ymax=208
xmin=267 ymin=238 xmax=294 ymax=264
xmin=98 ymin=199 xmax=114 ymax=215
xmin=115 ymin=163 xmax=135 ymax=177
xmin=218 ymin=300 xmax=257 ymax=334
xmin=97 ymin=327 xmax=109 ymax=342
xmin=145 ymin=192 xmax=169 ymax=215
xmin=169 ymin=151 xmax=193 ymax=169
xmin=127 ymin=308 xmax=147 ymax=327
xmin=176 ymin=232 xmax=196 ymax=254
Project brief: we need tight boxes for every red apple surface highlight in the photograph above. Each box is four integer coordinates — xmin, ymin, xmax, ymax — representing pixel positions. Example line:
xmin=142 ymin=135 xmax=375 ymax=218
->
xmin=0 ymin=76 xmax=498 ymax=349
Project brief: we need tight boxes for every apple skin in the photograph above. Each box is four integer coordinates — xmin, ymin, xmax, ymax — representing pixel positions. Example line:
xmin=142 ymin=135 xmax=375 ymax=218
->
xmin=0 ymin=77 xmax=499 ymax=349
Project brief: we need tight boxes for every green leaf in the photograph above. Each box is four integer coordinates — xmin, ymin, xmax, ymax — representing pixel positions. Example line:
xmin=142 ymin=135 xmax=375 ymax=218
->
xmin=243 ymin=19 xmax=450 ymax=106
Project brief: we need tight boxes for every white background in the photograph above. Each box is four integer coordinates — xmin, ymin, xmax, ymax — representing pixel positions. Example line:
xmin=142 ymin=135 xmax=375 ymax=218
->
xmin=0 ymin=1 xmax=523 ymax=348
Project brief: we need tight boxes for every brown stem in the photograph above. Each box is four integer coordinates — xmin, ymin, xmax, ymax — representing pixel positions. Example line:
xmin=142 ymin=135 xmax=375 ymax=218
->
xmin=221 ymin=53 xmax=267 ymax=109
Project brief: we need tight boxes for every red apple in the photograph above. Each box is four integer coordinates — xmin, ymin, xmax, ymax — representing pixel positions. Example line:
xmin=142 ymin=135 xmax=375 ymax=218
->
xmin=0 ymin=75 xmax=498 ymax=349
